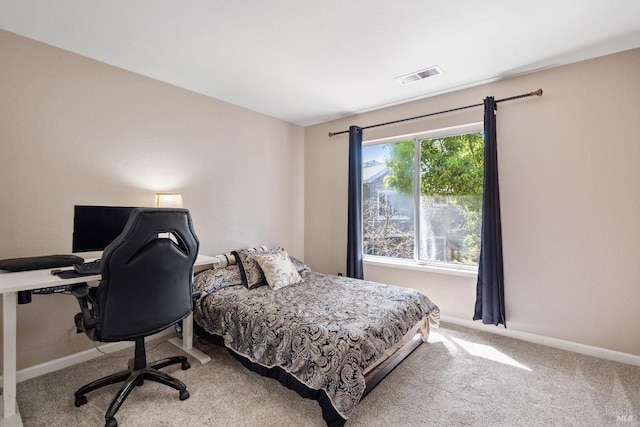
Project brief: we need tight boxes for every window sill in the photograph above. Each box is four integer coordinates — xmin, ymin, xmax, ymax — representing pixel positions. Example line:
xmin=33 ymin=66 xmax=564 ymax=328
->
xmin=363 ymin=256 xmax=478 ymax=278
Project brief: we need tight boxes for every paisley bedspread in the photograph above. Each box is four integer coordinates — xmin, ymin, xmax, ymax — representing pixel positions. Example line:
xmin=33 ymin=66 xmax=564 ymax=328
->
xmin=194 ymin=270 xmax=439 ymax=420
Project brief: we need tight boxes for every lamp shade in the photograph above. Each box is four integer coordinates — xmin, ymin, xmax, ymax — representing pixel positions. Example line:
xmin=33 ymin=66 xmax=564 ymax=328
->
xmin=155 ymin=193 xmax=183 ymax=208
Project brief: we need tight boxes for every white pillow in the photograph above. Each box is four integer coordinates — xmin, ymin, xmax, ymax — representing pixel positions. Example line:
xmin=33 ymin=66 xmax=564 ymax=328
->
xmin=254 ymin=250 xmax=302 ymax=290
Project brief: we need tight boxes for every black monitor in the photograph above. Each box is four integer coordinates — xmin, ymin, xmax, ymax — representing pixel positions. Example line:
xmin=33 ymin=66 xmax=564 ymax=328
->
xmin=72 ymin=205 xmax=138 ymax=253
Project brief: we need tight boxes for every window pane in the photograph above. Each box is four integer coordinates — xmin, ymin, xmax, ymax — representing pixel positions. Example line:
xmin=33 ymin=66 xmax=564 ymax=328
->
xmin=418 ymin=133 xmax=483 ymax=266
xmin=362 ymin=141 xmax=415 ymax=259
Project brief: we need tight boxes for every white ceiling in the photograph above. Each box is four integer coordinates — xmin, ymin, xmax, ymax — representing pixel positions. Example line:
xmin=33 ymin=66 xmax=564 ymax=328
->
xmin=2 ymin=1 xmax=640 ymax=126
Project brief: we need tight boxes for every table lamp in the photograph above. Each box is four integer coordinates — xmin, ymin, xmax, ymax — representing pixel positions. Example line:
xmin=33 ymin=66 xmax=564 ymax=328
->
xmin=154 ymin=193 xmax=183 ymax=208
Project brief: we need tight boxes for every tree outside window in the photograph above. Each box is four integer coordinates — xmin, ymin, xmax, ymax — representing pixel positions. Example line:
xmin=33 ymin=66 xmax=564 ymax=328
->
xmin=363 ymin=127 xmax=483 ymax=269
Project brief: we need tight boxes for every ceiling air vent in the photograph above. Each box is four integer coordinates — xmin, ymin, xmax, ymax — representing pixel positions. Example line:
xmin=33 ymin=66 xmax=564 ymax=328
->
xmin=395 ymin=66 xmax=442 ymax=85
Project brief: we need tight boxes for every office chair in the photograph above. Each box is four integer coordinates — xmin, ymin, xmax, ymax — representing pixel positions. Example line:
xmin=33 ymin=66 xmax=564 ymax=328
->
xmin=71 ymin=208 xmax=200 ymax=427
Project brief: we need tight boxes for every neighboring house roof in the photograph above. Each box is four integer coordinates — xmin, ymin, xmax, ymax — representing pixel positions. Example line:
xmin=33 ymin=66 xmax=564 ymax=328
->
xmin=363 ymin=160 xmax=388 ymax=184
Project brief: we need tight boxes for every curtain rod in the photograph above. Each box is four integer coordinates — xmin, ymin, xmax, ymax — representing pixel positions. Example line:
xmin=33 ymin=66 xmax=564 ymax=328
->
xmin=328 ymin=88 xmax=543 ymax=137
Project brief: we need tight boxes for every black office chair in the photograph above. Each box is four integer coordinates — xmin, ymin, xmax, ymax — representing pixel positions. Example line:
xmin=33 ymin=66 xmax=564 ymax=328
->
xmin=71 ymin=208 xmax=200 ymax=427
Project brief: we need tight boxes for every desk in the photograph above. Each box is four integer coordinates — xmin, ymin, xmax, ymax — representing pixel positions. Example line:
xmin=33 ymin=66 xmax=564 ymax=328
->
xmin=0 ymin=254 xmax=215 ymax=426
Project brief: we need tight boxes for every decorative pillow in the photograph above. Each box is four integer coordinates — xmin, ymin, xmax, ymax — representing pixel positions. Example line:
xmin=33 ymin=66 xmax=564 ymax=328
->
xmin=211 ymin=252 xmax=237 ymax=269
xmin=193 ymin=265 xmax=242 ymax=295
xmin=232 ymin=246 xmax=280 ymax=289
xmin=289 ymin=256 xmax=311 ymax=274
xmin=254 ymin=250 xmax=302 ymax=290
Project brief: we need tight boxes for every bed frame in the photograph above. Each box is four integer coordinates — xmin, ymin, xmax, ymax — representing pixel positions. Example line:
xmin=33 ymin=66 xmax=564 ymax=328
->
xmin=362 ymin=318 xmax=430 ymax=396
xmin=194 ymin=317 xmax=431 ymax=426
xmin=192 ymin=251 xmax=437 ymax=425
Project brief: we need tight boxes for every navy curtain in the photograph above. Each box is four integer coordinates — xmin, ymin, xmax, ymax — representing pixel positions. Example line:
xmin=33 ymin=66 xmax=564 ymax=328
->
xmin=473 ymin=97 xmax=506 ymax=326
xmin=346 ymin=125 xmax=364 ymax=279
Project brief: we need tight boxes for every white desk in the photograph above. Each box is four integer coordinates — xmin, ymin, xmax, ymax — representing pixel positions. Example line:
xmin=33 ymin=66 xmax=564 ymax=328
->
xmin=0 ymin=254 xmax=215 ymax=426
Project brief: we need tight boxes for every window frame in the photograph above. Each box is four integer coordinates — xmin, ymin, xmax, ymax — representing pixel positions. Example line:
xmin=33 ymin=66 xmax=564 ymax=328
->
xmin=362 ymin=122 xmax=483 ymax=275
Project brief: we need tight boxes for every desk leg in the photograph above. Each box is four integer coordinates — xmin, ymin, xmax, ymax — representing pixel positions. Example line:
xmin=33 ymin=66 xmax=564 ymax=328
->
xmin=168 ymin=313 xmax=211 ymax=364
xmin=2 ymin=292 xmax=23 ymax=426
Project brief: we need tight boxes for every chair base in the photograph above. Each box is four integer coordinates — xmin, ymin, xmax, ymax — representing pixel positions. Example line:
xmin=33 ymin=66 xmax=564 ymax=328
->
xmin=75 ymin=355 xmax=190 ymax=427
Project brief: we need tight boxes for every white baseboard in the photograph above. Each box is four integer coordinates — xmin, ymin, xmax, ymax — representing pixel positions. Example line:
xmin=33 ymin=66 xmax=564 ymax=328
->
xmin=9 ymin=318 xmax=640 ymax=384
xmin=9 ymin=329 xmax=173 ymax=384
xmin=440 ymin=315 xmax=640 ymax=367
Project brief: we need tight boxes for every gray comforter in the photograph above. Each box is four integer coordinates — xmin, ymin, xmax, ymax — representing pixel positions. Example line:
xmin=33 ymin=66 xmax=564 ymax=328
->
xmin=194 ymin=270 xmax=439 ymax=420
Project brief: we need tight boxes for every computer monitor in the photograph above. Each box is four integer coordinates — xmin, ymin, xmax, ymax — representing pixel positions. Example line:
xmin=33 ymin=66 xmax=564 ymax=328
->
xmin=72 ymin=205 xmax=138 ymax=253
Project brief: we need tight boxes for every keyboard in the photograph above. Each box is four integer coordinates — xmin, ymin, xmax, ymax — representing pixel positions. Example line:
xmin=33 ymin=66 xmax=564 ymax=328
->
xmin=73 ymin=259 xmax=102 ymax=275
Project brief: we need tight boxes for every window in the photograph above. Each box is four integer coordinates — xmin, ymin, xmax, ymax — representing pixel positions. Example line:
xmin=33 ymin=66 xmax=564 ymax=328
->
xmin=362 ymin=123 xmax=483 ymax=270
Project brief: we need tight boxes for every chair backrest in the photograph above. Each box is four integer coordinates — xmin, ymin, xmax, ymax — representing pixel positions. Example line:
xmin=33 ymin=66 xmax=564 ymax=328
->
xmin=94 ymin=208 xmax=200 ymax=341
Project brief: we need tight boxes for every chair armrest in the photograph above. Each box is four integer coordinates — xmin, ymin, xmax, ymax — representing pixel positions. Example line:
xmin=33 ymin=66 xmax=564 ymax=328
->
xmin=71 ymin=283 xmax=97 ymax=332
xmin=71 ymin=283 xmax=90 ymax=298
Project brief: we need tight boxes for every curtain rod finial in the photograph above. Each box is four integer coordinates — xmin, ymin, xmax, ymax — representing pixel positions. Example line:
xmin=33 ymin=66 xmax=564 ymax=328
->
xmin=328 ymin=132 xmax=334 ymax=137
xmin=532 ymin=88 xmax=543 ymax=97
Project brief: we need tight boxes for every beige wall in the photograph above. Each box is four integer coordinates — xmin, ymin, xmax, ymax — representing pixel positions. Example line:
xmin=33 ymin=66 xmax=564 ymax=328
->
xmin=305 ymin=48 xmax=640 ymax=356
xmin=0 ymin=30 xmax=305 ymax=370
xmin=2 ymin=27 xmax=638 ymax=373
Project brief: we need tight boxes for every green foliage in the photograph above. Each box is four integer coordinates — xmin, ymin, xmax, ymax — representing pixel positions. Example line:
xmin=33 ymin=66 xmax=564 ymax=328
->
xmin=419 ymin=133 xmax=484 ymax=197
xmin=379 ymin=132 xmax=485 ymax=265
xmin=384 ymin=133 xmax=484 ymax=197
xmin=383 ymin=140 xmax=414 ymax=195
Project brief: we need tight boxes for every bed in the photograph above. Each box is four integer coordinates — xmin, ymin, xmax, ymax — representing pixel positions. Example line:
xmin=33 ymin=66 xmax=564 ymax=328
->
xmin=192 ymin=247 xmax=440 ymax=426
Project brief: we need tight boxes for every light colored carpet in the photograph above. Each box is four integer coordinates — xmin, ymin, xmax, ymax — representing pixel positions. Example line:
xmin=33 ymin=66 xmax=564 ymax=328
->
xmin=17 ymin=322 xmax=640 ymax=426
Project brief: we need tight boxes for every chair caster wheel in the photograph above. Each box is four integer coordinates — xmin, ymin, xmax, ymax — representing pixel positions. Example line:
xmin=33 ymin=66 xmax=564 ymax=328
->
xmin=180 ymin=389 xmax=190 ymax=401
xmin=105 ymin=417 xmax=117 ymax=427
xmin=181 ymin=361 xmax=190 ymax=370
xmin=75 ymin=395 xmax=88 ymax=407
